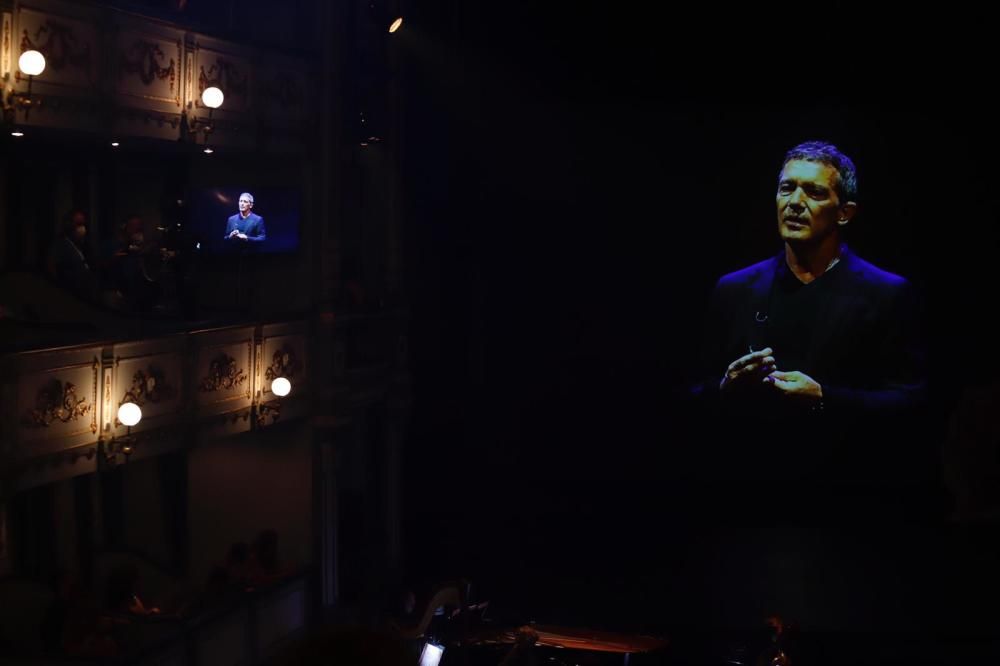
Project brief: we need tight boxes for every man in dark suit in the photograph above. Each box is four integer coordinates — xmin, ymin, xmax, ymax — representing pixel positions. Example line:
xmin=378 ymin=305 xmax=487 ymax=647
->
xmin=696 ymin=141 xmax=927 ymax=492
xmin=682 ymin=142 xmax=935 ymax=638
xmin=223 ymin=192 xmax=266 ymax=244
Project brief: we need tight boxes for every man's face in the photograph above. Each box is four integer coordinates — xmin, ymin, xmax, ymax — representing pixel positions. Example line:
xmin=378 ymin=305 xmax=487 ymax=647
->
xmin=238 ymin=196 xmax=253 ymax=215
xmin=71 ymin=212 xmax=87 ymax=240
xmin=776 ymin=160 xmax=854 ymax=245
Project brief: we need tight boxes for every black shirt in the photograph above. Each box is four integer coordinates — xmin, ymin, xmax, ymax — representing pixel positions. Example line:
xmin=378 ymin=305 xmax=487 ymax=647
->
xmin=762 ymin=256 xmax=843 ymax=375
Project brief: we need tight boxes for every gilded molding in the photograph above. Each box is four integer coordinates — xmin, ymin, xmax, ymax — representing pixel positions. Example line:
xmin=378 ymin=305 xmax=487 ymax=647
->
xmin=264 ymin=346 xmax=303 ymax=383
xmin=20 ymin=19 xmax=92 ymax=80
xmin=121 ymin=39 xmax=174 ymax=86
xmin=120 ymin=366 xmax=176 ymax=407
xmin=2 ymin=13 xmax=12 ymax=79
xmin=198 ymin=353 xmax=247 ymax=393
xmin=20 ymin=379 xmax=92 ymax=428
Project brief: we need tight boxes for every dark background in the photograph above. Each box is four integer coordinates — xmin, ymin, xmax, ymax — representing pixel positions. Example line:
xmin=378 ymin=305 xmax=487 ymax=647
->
xmin=6 ymin=0 xmax=999 ymax=648
xmin=397 ymin=0 xmax=1000 ymax=636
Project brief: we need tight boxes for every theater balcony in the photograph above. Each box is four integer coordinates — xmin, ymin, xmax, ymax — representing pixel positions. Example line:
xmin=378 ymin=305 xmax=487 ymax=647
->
xmin=0 ymin=0 xmax=410 ymax=660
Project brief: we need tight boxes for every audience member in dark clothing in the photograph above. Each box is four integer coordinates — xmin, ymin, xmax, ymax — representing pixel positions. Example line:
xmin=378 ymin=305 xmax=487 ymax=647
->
xmin=226 ymin=541 xmax=253 ymax=589
xmin=40 ymin=570 xmax=75 ymax=654
xmin=46 ymin=209 xmax=124 ymax=309
xmin=104 ymin=214 xmax=162 ymax=311
xmin=46 ymin=210 xmax=100 ymax=303
xmin=106 ymin=563 xmax=160 ymax=617
xmin=40 ymin=570 xmax=117 ymax=658
xmin=250 ymin=529 xmax=282 ymax=585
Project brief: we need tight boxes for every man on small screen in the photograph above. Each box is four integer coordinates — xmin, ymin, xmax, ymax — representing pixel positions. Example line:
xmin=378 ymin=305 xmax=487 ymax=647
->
xmin=223 ymin=192 xmax=266 ymax=244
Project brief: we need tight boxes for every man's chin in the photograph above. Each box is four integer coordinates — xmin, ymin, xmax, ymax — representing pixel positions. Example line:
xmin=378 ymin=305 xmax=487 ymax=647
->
xmin=780 ymin=230 xmax=812 ymax=244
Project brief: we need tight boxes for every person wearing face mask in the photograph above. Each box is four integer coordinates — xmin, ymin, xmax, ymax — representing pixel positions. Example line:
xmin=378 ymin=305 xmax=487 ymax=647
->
xmin=105 ymin=215 xmax=162 ymax=311
xmin=47 ymin=209 xmax=102 ymax=303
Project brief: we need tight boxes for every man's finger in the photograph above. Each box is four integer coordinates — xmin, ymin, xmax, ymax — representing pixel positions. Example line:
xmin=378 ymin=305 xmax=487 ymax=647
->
xmin=763 ymin=375 xmax=791 ymax=390
xmin=734 ymin=349 xmax=774 ymax=370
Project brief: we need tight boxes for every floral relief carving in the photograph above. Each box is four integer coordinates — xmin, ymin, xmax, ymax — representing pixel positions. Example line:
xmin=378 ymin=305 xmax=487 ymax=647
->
xmin=21 ymin=379 xmax=92 ymax=428
xmin=264 ymin=346 xmax=302 ymax=382
xmin=120 ymin=365 xmax=176 ymax=406
xmin=199 ymin=57 xmax=248 ymax=104
xmin=199 ymin=353 xmax=247 ymax=392
xmin=21 ymin=20 xmax=92 ymax=77
xmin=121 ymin=39 xmax=175 ymax=89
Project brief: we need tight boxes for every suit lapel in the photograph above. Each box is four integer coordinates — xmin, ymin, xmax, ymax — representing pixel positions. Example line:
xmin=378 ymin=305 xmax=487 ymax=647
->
xmin=744 ymin=253 xmax=781 ymax=352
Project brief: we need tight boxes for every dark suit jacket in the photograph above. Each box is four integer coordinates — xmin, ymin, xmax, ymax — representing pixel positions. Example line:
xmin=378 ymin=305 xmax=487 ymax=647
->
xmin=223 ymin=212 xmax=266 ymax=243
xmin=693 ymin=246 xmax=931 ymax=495
xmin=697 ymin=246 xmax=926 ymax=415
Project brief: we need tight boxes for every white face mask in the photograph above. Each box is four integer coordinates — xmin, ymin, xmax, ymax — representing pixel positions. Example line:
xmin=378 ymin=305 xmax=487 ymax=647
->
xmin=73 ymin=225 xmax=87 ymax=241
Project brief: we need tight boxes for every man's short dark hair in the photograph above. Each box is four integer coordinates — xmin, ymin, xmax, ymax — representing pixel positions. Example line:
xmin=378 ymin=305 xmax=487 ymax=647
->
xmin=781 ymin=140 xmax=858 ymax=203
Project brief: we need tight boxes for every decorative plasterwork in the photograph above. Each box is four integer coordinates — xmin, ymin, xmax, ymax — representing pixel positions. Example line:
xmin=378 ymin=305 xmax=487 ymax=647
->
xmin=16 ymin=7 xmax=97 ymax=89
xmin=264 ymin=346 xmax=302 ymax=383
xmin=102 ymin=366 xmax=113 ymax=433
xmin=120 ymin=365 xmax=177 ymax=407
xmin=2 ymin=13 xmax=12 ymax=79
xmin=198 ymin=56 xmax=247 ymax=106
xmin=117 ymin=34 xmax=182 ymax=106
xmin=193 ymin=42 xmax=250 ymax=113
xmin=19 ymin=358 xmax=99 ymax=435
xmin=199 ymin=352 xmax=247 ymax=393
xmin=20 ymin=379 xmax=91 ymax=427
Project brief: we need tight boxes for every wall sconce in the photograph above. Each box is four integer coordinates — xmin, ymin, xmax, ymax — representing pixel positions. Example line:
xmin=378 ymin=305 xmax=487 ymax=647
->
xmin=256 ymin=377 xmax=291 ymax=426
xmin=100 ymin=402 xmax=142 ymax=467
xmin=187 ymin=86 xmax=224 ymax=152
xmin=3 ymin=49 xmax=46 ymax=129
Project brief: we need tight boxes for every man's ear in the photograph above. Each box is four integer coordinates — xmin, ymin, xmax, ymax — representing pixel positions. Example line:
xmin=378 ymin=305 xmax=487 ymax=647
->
xmin=838 ymin=201 xmax=857 ymax=227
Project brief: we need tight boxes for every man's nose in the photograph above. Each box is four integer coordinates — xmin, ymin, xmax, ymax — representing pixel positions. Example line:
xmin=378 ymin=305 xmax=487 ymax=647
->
xmin=787 ymin=188 xmax=805 ymax=209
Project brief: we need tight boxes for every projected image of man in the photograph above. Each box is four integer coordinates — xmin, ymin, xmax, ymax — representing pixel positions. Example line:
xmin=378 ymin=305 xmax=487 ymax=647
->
xmin=224 ymin=192 xmax=266 ymax=244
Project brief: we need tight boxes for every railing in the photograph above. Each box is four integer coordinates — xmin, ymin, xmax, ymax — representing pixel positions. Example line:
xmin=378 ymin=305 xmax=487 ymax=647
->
xmin=1 ymin=308 xmax=410 ymax=490
xmin=0 ymin=320 xmax=309 ymax=492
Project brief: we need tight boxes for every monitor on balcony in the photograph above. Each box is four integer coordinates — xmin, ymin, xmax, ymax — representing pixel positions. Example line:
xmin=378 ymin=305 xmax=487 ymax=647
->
xmin=185 ymin=187 xmax=301 ymax=255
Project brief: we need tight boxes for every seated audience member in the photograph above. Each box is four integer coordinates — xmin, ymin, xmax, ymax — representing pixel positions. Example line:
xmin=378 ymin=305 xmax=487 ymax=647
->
xmin=47 ymin=210 xmax=100 ymax=302
xmin=249 ymin=529 xmax=284 ymax=585
xmin=47 ymin=209 xmax=123 ymax=308
xmin=105 ymin=214 xmax=162 ymax=311
xmin=105 ymin=564 xmax=160 ymax=618
xmin=41 ymin=570 xmax=117 ymax=658
xmin=225 ymin=541 xmax=254 ymax=590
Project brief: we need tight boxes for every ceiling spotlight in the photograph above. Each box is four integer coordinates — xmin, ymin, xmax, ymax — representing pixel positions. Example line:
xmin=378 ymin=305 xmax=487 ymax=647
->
xmin=11 ymin=131 xmax=25 ymax=137
xmin=203 ymin=147 xmax=214 ymax=154
xmin=111 ymin=141 xmax=120 ymax=147
xmin=389 ymin=17 xmax=403 ymax=33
